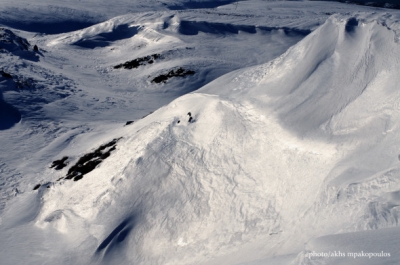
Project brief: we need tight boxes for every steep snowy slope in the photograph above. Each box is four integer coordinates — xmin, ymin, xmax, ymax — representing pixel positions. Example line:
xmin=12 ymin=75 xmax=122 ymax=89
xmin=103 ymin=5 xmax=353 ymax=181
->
xmin=1 ymin=0 xmax=340 ymax=213
xmin=2 ymin=1 xmax=400 ymax=265
xmin=3 ymin=9 xmax=400 ymax=265
xmin=201 ymin=11 xmax=400 ymax=264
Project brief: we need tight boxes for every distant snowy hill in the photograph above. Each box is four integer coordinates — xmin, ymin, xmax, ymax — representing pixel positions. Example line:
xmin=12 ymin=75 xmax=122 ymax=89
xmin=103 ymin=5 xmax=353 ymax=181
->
xmin=0 ymin=0 xmax=242 ymax=34
xmin=2 ymin=1 xmax=400 ymax=265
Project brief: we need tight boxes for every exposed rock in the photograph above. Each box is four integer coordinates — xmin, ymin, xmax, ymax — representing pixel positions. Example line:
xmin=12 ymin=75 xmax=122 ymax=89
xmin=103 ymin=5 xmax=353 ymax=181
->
xmin=114 ymin=54 xmax=161 ymax=69
xmin=0 ymin=28 xmax=38 ymax=61
xmin=0 ymin=28 xmax=30 ymax=50
xmin=50 ymin=156 xmax=69 ymax=170
xmin=151 ymin=67 xmax=195 ymax=83
xmin=141 ymin=111 xmax=153 ymax=119
xmin=65 ymin=138 xmax=121 ymax=181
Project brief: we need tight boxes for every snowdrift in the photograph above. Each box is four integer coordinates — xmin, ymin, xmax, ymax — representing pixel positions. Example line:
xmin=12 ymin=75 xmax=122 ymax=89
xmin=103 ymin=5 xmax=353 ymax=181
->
xmin=3 ymin=11 xmax=400 ymax=265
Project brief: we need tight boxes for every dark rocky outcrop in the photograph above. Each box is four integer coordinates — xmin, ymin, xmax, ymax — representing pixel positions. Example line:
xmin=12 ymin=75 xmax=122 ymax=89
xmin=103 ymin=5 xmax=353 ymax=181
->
xmin=0 ymin=28 xmax=38 ymax=61
xmin=35 ymin=138 xmax=121 ymax=189
xmin=50 ymin=156 xmax=69 ymax=170
xmin=141 ymin=111 xmax=153 ymax=119
xmin=151 ymin=67 xmax=195 ymax=83
xmin=65 ymin=138 xmax=121 ymax=181
xmin=0 ymin=28 xmax=30 ymax=50
xmin=114 ymin=54 xmax=161 ymax=69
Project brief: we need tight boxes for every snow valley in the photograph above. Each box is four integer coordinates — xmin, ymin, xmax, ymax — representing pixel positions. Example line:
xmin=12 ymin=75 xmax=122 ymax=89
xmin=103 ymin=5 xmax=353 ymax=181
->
xmin=1 ymin=1 xmax=400 ymax=264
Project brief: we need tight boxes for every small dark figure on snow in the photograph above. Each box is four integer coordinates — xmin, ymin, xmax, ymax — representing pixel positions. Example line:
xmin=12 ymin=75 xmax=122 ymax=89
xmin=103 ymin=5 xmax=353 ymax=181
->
xmin=187 ymin=112 xmax=193 ymax=122
xmin=33 ymin=45 xmax=39 ymax=52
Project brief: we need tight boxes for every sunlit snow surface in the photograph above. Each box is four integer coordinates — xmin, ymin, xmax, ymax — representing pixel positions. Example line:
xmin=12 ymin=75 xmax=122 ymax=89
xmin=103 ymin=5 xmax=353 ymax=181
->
xmin=2 ymin=1 xmax=400 ymax=264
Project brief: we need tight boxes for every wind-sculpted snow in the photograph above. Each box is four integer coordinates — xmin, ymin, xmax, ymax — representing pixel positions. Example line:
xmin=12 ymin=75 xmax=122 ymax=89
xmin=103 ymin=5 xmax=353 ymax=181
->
xmin=35 ymin=94 xmax=330 ymax=264
xmin=197 ymin=13 xmax=400 ymax=262
xmin=73 ymin=25 xmax=141 ymax=49
xmin=174 ymin=20 xmax=311 ymax=36
xmin=3 ymin=6 xmax=307 ymax=219
xmin=52 ymin=13 xmax=400 ymax=264
xmin=31 ymin=12 xmax=400 ymax=258
xmin=3 ymin=1 xmax=400 ymax=265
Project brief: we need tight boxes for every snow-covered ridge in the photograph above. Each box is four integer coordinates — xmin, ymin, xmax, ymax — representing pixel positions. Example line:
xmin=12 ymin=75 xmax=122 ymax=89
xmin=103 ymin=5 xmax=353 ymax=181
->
xmin=1 ymin=3 xmax=312 ymax=217
xmin=0 ymin=0 xmax=245 ymax=34
xmin=2 ymin=1 xmax=400 ymax=264
xmin=8 ymin=12 xmax=400 ymax=265
xmin=46 ymin=11 xmax=311 ymax=47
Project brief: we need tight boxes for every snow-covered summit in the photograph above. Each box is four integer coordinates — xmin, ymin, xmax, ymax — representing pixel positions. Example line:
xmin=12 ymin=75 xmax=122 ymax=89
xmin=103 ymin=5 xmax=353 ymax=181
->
xmin=202 ymin=12 xmax=400 ymax=137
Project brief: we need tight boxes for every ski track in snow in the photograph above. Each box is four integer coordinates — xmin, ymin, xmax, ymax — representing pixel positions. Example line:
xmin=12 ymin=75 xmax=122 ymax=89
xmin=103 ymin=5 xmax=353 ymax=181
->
xmin=2 ymin=1 xmax=400 ymax=264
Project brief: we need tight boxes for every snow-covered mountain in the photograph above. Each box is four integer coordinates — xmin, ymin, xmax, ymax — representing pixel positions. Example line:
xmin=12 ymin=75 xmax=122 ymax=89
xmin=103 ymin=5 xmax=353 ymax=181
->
xmin=2 ymin=1 xmax=400 ymax=265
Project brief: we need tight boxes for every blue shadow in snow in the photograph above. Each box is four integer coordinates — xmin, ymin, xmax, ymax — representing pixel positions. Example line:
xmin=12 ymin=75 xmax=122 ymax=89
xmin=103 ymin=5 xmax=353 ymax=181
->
xmin=1 ymin=21 xmax=96 ymax=35
xmin=167 ymin=0 xmax=239 ymax=10
xmin=0 ymin=92 xmax=21 ymax=130
xmin=345 ymin=17 xmax=359 ymax=34
xmin=177 ymin=21 xmax=256 ymax=35
xmin=94 ymin=216 xmax=136 ymax=262
xmin=73 ymin=25 xmax=140 ymax=49
xmin=175 ymin=21 xmax=311 ymax=36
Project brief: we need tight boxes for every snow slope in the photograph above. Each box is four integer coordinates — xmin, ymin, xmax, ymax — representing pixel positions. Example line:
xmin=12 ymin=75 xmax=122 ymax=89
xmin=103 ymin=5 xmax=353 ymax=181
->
xmin=2 ymin=1 xmax=400 ymax=265
xmin=1 ymin=0 xmax=332 ymax=213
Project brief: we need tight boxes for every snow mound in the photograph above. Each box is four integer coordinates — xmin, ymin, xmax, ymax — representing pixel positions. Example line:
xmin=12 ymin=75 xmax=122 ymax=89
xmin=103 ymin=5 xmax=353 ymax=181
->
xmin=20 ymin=13 xmax=400 ymax=264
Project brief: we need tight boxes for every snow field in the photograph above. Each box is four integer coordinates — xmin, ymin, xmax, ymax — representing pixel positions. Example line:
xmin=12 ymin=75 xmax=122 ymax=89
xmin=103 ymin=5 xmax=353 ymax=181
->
xmin=2 ymin=1 xmax=400 ymax=265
